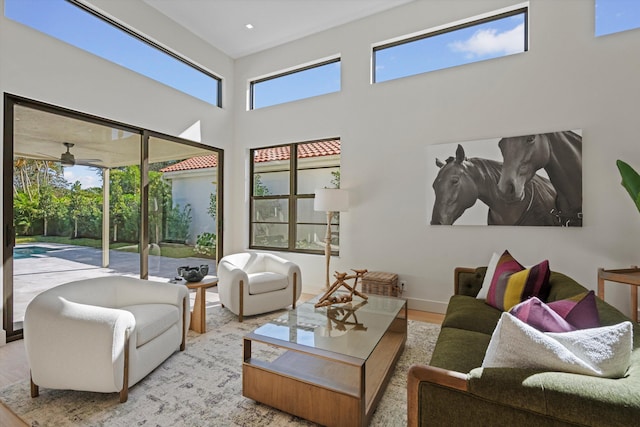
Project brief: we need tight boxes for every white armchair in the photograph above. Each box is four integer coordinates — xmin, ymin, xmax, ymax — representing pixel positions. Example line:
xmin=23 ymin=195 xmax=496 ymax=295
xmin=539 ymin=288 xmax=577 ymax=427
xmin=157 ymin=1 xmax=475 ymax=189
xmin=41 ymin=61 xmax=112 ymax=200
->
xmin=24 ymin=276 xmax=190 ymax=403
xmin=218 ymin=252 xmax=301 ymax=322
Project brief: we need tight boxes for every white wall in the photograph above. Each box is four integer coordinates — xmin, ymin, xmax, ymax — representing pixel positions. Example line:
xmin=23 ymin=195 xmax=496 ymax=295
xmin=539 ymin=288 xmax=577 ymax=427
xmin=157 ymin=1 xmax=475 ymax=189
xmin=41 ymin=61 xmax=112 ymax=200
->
xmin=232 ymin=0 xmax=640 ymax=315
xmin=0 ymin=0 xmax=234 ymax=342
xmin=164 ymin=169 xmax=217 ymax=245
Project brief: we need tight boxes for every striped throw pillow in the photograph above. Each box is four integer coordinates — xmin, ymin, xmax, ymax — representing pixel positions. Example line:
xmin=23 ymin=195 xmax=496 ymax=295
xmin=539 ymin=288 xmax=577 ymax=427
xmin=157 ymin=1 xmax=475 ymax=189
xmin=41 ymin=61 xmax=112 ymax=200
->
xmin=486 ymin=250 xmax=551 ymax=311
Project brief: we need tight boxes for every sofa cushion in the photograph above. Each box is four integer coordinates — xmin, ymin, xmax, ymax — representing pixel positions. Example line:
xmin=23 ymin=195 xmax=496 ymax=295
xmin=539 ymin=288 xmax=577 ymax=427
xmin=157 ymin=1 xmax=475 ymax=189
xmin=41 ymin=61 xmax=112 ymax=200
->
xmin=442 ymin=295 xmax=502 ymax=335
xmin=469 ymin=355 xmax=640 ymax=427
xmin=430 ymin=327 xmax=492 ymax=373
xmin=483 ymin=312 xmax=632 ymax=378
xmin=122 ymin=304 xmax=179 ymax=347
xmin=486 ymin=250 xmax=550 ymax=311
xmin=247 ymin=272 xmax=288 ymax=295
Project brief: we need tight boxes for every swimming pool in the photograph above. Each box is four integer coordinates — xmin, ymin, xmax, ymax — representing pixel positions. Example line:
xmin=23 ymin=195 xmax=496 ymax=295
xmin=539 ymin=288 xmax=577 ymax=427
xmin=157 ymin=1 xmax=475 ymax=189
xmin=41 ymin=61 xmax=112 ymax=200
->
xmin=13 ymin=246 xmax=61 ymax=259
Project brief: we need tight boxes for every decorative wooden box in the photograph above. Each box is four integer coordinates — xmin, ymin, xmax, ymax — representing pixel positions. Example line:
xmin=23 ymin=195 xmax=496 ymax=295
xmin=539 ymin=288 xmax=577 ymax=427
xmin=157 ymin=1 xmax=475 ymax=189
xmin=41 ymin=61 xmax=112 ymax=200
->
xmin=362 ymin=271 xmax=401 ymax=297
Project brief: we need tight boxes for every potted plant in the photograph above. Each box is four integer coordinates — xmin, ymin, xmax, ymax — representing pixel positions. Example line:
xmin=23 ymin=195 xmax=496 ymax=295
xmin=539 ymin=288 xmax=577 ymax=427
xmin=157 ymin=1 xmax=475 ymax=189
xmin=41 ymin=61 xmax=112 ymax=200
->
xmin=616 ymin=160 xmax=640 ymax=213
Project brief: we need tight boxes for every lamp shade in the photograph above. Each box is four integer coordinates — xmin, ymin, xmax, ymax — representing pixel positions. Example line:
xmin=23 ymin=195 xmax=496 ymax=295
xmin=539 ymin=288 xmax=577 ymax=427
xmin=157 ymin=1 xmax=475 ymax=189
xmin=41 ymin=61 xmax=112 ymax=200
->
xmin=314 ymin=188 xmax=349 ymax=212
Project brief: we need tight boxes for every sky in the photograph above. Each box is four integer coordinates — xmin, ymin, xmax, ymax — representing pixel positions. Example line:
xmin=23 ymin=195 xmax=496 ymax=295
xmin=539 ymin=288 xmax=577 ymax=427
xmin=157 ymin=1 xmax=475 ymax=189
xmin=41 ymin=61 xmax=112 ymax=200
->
xmin=5 ymin=0 xmax=640 ymax=188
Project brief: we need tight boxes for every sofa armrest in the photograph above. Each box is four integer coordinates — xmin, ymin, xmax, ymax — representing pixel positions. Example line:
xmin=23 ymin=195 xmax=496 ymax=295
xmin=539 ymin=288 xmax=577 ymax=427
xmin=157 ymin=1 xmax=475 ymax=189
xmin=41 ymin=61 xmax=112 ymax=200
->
xmin=25 ymin=298 xmax=135 ymax=392
xmin=218 ymin=259 xmax=251 ymax=309
xmin=407 ymin=364 xmax=468 ymax=427
xmin=218 ymin=259 xmax=250 ymax=286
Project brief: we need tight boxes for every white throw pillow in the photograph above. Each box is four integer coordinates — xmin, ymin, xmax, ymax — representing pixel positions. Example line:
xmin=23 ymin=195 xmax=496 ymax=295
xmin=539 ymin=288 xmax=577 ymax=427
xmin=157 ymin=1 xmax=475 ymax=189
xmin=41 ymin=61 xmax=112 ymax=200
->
xmin=482 ymin=312 xmax=632 ymax=378
xmin=476 ymin=252 xmax=500 ymax=300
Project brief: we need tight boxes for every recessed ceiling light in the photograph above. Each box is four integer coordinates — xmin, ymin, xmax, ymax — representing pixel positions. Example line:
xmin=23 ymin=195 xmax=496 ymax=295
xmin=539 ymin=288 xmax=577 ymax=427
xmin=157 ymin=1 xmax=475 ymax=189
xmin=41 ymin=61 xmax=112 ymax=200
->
xmin=245 ymin=24 xmax=254 ymax=29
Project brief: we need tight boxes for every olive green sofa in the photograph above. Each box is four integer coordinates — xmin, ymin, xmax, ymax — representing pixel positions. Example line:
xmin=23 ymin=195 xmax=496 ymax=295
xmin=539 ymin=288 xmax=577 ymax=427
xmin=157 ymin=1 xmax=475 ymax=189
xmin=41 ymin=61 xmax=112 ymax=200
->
xmin=407 ymin=267 xmax=640 ymax=427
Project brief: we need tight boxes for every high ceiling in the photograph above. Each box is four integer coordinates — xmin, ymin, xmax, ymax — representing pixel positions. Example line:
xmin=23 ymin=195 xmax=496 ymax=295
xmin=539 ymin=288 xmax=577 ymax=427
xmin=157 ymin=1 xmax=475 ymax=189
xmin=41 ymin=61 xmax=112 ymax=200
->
xmin=143 ymin=0 xmax=414 ymax=58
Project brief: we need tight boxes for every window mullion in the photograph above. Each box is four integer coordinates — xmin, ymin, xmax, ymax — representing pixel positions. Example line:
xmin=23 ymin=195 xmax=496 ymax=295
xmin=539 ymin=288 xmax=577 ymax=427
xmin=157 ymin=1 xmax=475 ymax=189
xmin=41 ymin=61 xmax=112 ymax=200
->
xmin=289 ymin=144 xmax=297 ymax=251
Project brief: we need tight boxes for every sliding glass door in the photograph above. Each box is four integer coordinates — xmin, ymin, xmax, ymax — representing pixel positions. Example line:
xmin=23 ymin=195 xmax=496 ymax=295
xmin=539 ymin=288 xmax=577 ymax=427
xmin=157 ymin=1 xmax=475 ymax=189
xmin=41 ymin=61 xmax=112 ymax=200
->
xmin=145 ymin=133 xmax=222 ymax=282
xmin=3 ymin=95 xmax=223 ymax=341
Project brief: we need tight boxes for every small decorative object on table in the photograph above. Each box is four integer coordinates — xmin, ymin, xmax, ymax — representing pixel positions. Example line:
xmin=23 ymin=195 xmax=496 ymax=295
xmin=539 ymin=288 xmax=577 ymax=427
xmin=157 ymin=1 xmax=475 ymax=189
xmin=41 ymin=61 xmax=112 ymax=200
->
xmin=315 ymin=269 xmax=368 ymax=308
xmin=177 ymin=264 xmax=209 ymax=282
xmin=326 ymin=299 xmax=368 ymax=333
xmin=362 ymin=271 xmax=401 ymax=297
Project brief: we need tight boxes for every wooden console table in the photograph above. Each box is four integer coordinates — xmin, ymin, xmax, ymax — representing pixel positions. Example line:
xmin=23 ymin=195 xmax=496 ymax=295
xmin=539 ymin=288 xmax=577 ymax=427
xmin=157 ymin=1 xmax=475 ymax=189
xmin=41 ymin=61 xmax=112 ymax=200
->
xmin=185 ymin=276 xmax=218 ymax=333
xmin=598 ymin=267 xmax=640 ymax=323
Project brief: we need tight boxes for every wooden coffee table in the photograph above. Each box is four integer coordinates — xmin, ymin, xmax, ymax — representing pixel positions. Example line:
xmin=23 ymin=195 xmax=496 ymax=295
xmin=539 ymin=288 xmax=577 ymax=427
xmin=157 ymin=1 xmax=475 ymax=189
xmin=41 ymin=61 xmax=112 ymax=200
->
xmin=184 ymin=276 xmax=218 ymax=333
xmin=242 ymin=293 xmax=407 ymax=427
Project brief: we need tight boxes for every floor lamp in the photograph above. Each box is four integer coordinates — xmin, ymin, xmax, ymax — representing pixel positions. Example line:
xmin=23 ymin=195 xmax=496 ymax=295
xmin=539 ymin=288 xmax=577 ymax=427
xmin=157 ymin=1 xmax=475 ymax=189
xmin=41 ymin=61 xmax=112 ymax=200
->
xmin=314 ymin=188 xmax=349 ymax=289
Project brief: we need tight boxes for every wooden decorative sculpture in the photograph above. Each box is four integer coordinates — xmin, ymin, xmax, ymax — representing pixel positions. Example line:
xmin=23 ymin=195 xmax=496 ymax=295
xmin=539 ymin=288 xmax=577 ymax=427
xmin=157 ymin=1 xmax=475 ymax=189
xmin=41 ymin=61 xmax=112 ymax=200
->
xmin=315 ymin=269 xmax=368 ymax=308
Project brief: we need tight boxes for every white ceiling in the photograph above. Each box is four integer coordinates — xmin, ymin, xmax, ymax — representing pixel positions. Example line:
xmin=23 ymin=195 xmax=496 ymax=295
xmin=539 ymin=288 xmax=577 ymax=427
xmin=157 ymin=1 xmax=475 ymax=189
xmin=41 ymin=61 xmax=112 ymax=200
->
xmin=143 ymin=0 xmax=414 ymax=59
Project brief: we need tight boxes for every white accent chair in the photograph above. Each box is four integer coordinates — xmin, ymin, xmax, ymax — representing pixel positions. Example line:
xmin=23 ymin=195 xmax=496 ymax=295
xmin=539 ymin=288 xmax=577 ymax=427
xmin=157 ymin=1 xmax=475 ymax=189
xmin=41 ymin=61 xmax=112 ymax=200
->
xmin=24 ymin=276 xmax=190 ymax=403
xmin=218 ymin=252 xmax=301 ymax=322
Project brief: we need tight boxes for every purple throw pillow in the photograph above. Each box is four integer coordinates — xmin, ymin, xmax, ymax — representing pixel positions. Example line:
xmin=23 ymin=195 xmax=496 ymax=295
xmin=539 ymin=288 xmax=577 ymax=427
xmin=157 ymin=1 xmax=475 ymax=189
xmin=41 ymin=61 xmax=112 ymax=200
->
xmin=510 ymin=297 xmax=575 ymax=332
xmin=510 ymin=291 xmax=601 ymax=332
xmin=548 ymin=291 xmax=600 ymax=330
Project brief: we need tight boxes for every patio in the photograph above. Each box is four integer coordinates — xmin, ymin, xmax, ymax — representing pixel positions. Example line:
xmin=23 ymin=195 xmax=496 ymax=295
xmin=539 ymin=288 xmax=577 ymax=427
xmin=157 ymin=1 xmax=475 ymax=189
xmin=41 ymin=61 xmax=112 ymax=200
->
xmin=12 ymin=242 xmax=219 ymax=324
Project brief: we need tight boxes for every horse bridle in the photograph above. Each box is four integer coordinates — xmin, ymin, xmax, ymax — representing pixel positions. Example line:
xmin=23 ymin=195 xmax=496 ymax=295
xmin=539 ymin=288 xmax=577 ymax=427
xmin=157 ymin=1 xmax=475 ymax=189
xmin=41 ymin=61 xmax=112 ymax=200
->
xmin=550 ymin=209 xmax=583 ymax=227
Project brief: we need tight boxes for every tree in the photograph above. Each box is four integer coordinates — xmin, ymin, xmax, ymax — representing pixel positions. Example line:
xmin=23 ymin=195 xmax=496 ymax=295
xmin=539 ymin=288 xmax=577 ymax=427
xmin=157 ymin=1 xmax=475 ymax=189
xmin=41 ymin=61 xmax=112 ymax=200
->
xmin=110 ymin=167 xmax=140 ymax=242
xmin=13 ymin=191 xmax=39 ymax=235
xmin=13 ymin=158 xmax=66 ymax=235
xmin=68 ymin=181 xmax=94 ymax=238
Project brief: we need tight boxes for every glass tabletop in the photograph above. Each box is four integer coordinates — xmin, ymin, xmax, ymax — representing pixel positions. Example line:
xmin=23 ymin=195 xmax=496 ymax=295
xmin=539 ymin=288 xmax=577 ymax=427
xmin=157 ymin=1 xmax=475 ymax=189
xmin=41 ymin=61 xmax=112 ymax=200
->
xmin=250 ymin=292 xmax=406 ymax=360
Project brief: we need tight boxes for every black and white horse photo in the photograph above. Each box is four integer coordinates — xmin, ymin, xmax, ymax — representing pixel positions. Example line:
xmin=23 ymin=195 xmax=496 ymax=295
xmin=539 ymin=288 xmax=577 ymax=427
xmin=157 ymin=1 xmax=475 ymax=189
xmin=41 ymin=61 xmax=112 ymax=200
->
xmin=427 ymin=130 xmax=582 ymax=227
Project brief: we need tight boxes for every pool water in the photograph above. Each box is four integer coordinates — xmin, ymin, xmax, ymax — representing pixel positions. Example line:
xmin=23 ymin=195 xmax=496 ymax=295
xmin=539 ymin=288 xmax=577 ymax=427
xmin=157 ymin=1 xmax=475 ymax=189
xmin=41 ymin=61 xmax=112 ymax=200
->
xmin=13 ymin=246 xmax=60 ymax=259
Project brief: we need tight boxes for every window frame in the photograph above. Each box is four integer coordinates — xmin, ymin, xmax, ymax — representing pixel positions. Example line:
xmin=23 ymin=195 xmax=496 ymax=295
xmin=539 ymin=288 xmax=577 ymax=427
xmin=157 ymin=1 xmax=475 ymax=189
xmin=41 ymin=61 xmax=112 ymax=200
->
xmin=249 ymin=57 xmax=341 ymax=110
xmin=372 ymin=6 xmax=529 ymax=83
xmin=249 ymin=139 xmax=341 ymax=255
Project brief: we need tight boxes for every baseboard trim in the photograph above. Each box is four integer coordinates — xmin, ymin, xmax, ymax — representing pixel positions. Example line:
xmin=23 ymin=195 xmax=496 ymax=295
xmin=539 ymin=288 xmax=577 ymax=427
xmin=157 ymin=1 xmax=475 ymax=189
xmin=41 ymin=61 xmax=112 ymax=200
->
xmin=405 ymin=297 xmax=447 ymax=314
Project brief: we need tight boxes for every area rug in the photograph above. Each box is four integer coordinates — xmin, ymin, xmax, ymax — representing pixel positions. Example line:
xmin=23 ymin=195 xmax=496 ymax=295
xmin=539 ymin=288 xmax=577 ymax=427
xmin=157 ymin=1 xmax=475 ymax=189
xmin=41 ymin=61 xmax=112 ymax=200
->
xmin=1 ymin=306 xmax=440 ymax=426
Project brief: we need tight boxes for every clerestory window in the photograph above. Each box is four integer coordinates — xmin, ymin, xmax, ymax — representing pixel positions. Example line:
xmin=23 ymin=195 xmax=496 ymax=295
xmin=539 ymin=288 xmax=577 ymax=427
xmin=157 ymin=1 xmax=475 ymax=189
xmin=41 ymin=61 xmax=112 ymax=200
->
xmin=373 ymin=6 xmax=528 ymax=83
xmin=249 ymin=57 xmax=341 ymax=109
xmin=595 ymin=0 xmax=640 ymax=37
xmin=4 ymin=0 xmax=222 ymax=106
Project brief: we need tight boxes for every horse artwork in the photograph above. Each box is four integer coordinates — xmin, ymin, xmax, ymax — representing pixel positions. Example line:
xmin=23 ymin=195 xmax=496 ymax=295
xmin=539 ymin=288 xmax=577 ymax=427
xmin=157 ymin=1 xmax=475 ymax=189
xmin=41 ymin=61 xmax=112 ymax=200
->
xmin=497 ymin=131 xmax=582 ymax=226
xmin=430 ymin=144 xmax=557 ymax=226
xmin=427 ymin=129 xmax=582 ymax=227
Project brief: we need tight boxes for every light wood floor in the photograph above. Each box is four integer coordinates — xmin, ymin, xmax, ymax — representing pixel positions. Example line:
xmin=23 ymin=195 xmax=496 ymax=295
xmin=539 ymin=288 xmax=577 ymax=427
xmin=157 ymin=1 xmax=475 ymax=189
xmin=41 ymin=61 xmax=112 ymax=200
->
xmin=0 ymin=301 xmax=443 ymax=427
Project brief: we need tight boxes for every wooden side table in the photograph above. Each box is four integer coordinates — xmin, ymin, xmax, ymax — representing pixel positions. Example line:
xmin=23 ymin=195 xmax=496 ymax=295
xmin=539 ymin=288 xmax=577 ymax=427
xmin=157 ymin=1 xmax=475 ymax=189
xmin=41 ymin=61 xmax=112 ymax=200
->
xmin=185 ymin=276 xmax=218 ymax=333
xmin=597 ymin=267 xmax=640 ymax=323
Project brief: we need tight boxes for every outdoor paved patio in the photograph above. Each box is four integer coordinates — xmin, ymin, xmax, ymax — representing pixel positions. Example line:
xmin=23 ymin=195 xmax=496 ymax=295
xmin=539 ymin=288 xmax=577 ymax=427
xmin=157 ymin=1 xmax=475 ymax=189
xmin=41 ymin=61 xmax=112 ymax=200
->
xmin=12 ymin=242 xmax=219 ymax=324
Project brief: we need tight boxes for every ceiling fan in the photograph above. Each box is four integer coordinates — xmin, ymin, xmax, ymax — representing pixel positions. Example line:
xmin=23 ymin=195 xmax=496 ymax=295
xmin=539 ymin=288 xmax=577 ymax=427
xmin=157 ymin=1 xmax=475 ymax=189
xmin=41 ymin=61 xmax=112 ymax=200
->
xmin=58 ymin=142 xmax=103 ymax=167
xmin=60 ymin=142 xmax=76 ymax=166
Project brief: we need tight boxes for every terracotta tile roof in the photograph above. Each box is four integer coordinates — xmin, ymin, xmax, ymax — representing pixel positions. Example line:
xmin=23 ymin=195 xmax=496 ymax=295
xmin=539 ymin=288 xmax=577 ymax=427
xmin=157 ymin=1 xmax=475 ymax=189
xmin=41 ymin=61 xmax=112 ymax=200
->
xmin=253 ymin=139 xmax=341 ymax=162
xmin=160 ymin=155 xmax=218 ymax=172
xmin=161 ymin=139 xmax=340 ymax=173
